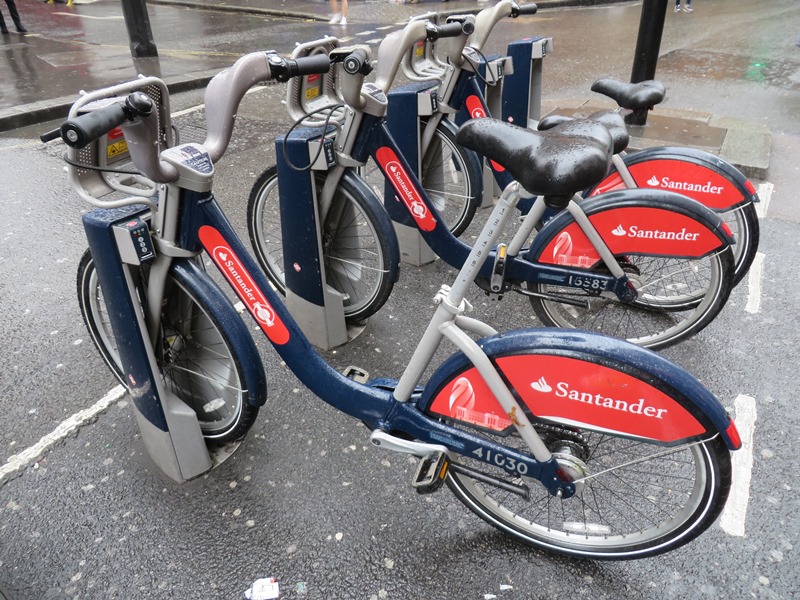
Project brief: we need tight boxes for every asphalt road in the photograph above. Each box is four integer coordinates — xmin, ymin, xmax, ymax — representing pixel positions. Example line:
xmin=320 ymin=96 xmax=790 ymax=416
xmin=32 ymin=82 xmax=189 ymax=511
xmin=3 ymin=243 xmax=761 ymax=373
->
xmin=1 ymin=1 xmax=799 ymax=598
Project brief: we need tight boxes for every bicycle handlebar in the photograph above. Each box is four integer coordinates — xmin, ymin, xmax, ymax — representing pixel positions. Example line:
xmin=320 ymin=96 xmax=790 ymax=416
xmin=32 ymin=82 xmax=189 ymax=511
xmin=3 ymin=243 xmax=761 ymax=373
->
xmin=59 ymin=92 xmax=153 ymax=149
xmin=374 ymin=19 xmax=472 ymax=93
xmin=272 ymin=52 xmax=332 ymax=82
xmin=470 ymin=1 xmax=537 ymax=52
xmin=433 ymin=20 xmax=472 ymax=40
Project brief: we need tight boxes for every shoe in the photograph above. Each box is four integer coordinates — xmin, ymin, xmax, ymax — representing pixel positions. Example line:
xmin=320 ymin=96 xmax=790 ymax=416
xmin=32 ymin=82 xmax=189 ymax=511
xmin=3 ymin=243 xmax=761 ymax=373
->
xmin=674 ymin=5 xmax=680 ymax=11
xmin=0 ymin=27 xmax=8 ymax=34
xmin=16 ymin=24 xmax=28 ymax=33
xmin=328 ymin=13 xmax=341 ymax=23
xmin=339 ymin=16 xmax=347 ymax=25
xmin=684 ymin=5 xmax=693 ymax=11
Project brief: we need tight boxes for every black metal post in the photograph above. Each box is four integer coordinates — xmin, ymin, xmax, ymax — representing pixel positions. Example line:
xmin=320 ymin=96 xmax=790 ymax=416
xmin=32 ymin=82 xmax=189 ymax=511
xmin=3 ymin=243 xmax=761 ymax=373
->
xmin=627 ymin=0 xmax=668 ymax=125
xmin=121 ymin=0 xmax=158 ymax=59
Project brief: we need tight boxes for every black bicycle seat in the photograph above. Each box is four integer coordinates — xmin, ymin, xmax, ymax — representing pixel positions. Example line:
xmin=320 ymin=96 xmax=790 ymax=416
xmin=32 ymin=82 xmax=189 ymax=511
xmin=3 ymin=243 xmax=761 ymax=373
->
xmin=456 ymin=118 xmax=612 ymax=197
xmin=537 ymin=111 xmax=629 ymax=155
xmin=590 ymin=78 xmax=666 ymax=111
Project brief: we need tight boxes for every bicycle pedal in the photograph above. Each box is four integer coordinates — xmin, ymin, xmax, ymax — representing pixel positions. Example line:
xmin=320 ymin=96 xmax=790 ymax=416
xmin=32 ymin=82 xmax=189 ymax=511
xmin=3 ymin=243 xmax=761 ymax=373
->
xmin=411 ymin=451 xmax=450 ymax=494
xmin=342 ymin=365 xmax=369 ymax=383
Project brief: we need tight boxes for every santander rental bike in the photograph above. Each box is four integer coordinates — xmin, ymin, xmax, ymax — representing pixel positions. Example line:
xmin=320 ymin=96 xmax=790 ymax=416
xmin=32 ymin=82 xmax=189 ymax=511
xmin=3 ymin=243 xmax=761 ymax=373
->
xmin=398 ymin=0 xmax=759 ymax=289
xmin=248 ymin=23 xmax=738 ymax=351
xmin=47 ymin=48 xmax=741 ymax=560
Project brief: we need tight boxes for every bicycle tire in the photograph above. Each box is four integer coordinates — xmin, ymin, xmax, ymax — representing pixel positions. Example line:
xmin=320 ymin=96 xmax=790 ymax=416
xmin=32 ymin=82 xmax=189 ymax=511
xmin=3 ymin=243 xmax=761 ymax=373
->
xmin=77 ymin=249 xmax=260 ymax=442
xmin=360 ymin=119 xmax=481 ymax=237
xmin=447 ymin=430 xmax=731 ymax=559
xmin=247 ymin=166 xmax=398 ymax=322
xmin=720 ymin=201 xmax=760 ymax=287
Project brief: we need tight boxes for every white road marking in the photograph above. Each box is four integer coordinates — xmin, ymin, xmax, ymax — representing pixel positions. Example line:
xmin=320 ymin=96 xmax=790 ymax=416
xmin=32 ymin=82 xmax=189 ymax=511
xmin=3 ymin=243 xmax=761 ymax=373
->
xmin=0 ymin=385 xmax=127 ymax=484
xmin=719 ymin=394 xmax=757 ymax=537
xmin=755 ymin=182 xmax=773 ymax=219
xmin=745 ymin=252 xmax=765 ymax=314
xmin=52 ymin=12 xmax=123 ymax=19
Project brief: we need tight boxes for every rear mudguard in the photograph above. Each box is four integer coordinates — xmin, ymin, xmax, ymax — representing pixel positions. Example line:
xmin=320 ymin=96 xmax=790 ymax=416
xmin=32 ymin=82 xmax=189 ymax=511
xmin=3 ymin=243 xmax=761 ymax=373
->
xmin=419 ymin=328 xmax=740 ymax=450
xmin=528 ymin=188 xmax=734 ymax=267
xmin=588 ymin=146 xmax=759 ymax=211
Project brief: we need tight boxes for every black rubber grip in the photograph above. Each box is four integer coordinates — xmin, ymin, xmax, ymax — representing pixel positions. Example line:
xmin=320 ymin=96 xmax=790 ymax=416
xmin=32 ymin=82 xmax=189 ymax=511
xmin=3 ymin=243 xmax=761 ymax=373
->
xmin=514 ymin=2 xmax=538 ymax=16
xmin=60 ymin=104 xmax=130 ymax=149
xmin=343 ymin=48 xmax=369 ymax=75
xmin=59 ymin=92 xmax=153 ymax=149
xmin=40 ymin=128 xmax=61 ymax=143
xmin=430 ymin=21 xmax=466 ymax=40
xmin=291 ymin=53 xmax=331 ymax=77
xmin=446 ymin=16 xmax=475 ymax=35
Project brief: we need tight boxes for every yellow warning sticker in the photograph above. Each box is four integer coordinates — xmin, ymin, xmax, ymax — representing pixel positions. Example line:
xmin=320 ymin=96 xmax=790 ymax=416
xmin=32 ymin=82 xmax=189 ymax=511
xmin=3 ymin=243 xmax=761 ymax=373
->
xmin=305 ymin=86 xmax=320 ymax=101
xmin=107 ymin=139 xmax=129 ymax=159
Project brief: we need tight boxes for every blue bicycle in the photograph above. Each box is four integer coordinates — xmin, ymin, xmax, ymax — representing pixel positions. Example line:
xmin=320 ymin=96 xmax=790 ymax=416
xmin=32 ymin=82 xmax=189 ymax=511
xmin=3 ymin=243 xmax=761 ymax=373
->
xmin=48 ymin=49 xmax=740 ymax=560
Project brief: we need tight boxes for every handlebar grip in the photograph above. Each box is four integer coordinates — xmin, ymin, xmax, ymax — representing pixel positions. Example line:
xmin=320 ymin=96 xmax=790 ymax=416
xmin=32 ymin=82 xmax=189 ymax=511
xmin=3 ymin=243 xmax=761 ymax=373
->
xmin=60 ymin=92 xmax=153 ymax=149
xmin=290 ymin=53 xmax=332 ymax=77
xmin=343 ymin=48 xmax=370 ymax=75
xmin=513 ymin=2 xmax=538 ymax=16
xmin=429 ymin=21 xmax=467 ymax=41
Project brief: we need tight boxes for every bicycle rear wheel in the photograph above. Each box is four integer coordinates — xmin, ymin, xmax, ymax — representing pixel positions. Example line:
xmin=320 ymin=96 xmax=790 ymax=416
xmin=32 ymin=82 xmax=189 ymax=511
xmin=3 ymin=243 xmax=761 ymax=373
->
xmin=247 ymin=166 xmax=398 ymax=322
xmin=527 ymin=247 xmax=735 ymax=350
xmin=447 ymin=429 xmax=731 ymax=559
xmin=77 ymin=250 xmax=260 ymax=442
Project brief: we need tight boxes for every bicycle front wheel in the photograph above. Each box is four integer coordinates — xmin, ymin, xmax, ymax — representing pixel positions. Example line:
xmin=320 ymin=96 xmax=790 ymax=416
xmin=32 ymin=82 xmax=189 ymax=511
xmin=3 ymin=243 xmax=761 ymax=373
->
xmin=77 ymin=250 xmax=259 ymax=442
xmin=447 ymin=431 xmax=731 ymax=560
xmin=527 ymin=248 xmax=735 ymax=350
xmin=247 ymin=166 xmax=398 ymax=322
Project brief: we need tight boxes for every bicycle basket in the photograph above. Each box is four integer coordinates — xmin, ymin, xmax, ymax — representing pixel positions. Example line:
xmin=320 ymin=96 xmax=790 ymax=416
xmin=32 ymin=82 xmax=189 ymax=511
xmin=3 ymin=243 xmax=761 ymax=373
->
xmin=285 ymin=37 xmax=345 ymax=127
xmin=66 ymin=77 xmax=173 ymax=205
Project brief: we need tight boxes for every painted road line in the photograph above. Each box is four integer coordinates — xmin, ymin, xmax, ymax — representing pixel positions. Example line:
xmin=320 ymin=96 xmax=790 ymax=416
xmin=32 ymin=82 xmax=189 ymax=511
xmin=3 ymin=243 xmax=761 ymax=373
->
xmin=756 ymin=182 xmax=773 ymax=219
xmin=745 ymin=252 xmax=765 ymax=314
xmin=719 ymin=394 xmax=757 ymax=537
xmin=0 ymin=385 xmax=127 ymax=485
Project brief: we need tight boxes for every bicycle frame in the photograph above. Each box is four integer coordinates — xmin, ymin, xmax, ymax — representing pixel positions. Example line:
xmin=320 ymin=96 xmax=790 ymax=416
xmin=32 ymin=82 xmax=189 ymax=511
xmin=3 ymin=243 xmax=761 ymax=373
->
xmin=60 ymin=51 xmax=742 ymax=493
xmin=161 ymin=168 xmax=740 ymax=495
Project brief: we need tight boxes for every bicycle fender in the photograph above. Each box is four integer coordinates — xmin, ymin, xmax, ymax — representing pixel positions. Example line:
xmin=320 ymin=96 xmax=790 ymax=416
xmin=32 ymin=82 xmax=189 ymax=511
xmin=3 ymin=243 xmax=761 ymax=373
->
xmin=588 ymin=146 xmax=759 ymax=211
xmin=172 ymin=259 xmax=268 ymax=408
xmin=419 ymin=328 xmax=741 ymax=450
xmin=529 ymin=188 xmax=733 ymax=266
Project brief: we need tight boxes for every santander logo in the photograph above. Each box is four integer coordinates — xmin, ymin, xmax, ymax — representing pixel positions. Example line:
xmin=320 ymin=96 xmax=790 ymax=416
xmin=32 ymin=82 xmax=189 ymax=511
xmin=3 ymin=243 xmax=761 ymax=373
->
xmin=645 ymin=174 xmax=723 ymax=195
xmin=466 ymin=95 xmax=487 ymax=119
xmin=376 ymin=147 xmax=437 ymax=231
xmin=530 ymin=377 xmax=552 ymax=393
xmin=609 ymin=224 xmax=700 ymax=241
xmin=530 ymin=376 xmax=668 ymax=419
xmin=198 ymin=226 xmax=290 ymax=345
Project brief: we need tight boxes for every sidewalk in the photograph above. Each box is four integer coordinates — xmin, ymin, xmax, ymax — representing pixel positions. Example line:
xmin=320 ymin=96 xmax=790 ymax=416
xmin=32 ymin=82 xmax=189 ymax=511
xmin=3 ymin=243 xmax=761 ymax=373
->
xmin=0 ymin=0 xmax=770 ymax=176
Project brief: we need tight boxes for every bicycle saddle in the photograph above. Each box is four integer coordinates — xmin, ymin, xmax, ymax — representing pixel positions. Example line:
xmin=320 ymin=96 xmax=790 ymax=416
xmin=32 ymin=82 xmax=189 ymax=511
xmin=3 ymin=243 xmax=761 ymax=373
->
xmin=590 ymin=78 xmax=666 ymax=111
xmin=456 ymin=118 xmax=612 ymax=197
xmin=537 ymin=111 xmax=629 ymax=155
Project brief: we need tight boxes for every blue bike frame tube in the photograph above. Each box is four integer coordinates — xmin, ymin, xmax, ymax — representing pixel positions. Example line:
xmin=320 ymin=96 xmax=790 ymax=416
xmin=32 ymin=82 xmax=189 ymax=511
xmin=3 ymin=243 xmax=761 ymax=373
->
xmin=178 ymin=189 xmax=573 ymax=495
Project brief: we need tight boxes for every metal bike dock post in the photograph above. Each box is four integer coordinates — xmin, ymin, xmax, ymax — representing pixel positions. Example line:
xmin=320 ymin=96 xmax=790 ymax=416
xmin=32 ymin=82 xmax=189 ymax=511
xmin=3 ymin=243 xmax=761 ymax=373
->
xmin=384 ymin=81 xmax=440 ymax=266
xmin=501 ymin=37 xmax=553 ymax=130
xmin=83 ymin=206 xmax=213 ymax=483
xmin=275 ymin=129 xmax=349 ymax=349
